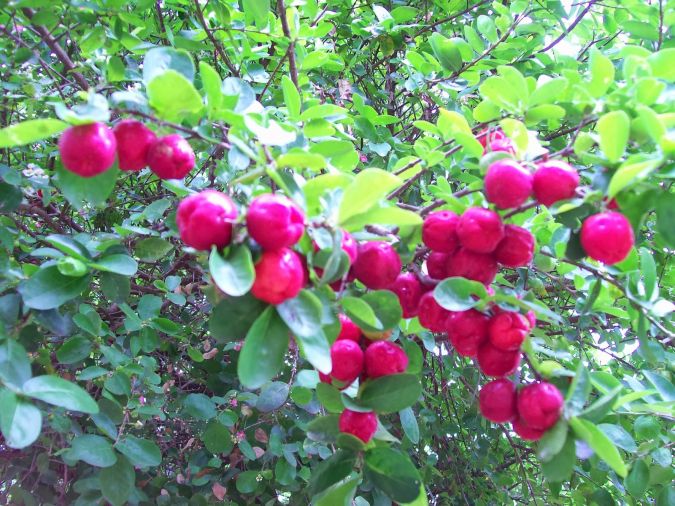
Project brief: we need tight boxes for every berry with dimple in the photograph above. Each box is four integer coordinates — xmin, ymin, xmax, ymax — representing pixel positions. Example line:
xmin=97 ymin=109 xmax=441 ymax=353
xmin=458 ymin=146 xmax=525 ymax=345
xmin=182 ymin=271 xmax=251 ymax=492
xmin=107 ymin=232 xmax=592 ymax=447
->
xmin=457 ymin=208 xmax=505 ymax=254
xmin=446 ymin=248 xmax=499 ymax=286
xmin=476 ymin=342 xmax=521 ymax=377
xmin=488 ymin=137 xmax=516 ymax=154
xmin=58 ymin=122 xmax=117 ymax=177
xmin=147 ymin=134 xmax=195 ymax=179
xmin=337 ymin=313 xmax=362 ymax=342
xmin=532 ymin=160 xmax=580 ymax=206
xmin=339 ymin=409 xmax=378 ymax=443
xmin=251 ymin=248 xmax=304 ymax=304
xmin=418 ymin=291 xmax=453 ymax=332
xmin=484 ymin=160 xmax=533 ymax=209
xmin=488 ymin=312 xmax=531 ymax=351
xmin=176 ymin=190 xmax=238 ymax=251
xmin=353 ymin=242 xmax=402 ymax=289
xmin=388 ymin=272 xmax=423 ymax=318
xmin=512 ymin=417 xmax=545 ymax=441
xmin=517 ymin=382 xmax=563 ymax=431
xmin=364 ymin=341 xmax=409 ymax=378
xmin=247 ymin=194 xmax=305 ymax=250
xmin=422 ymin=211 xmax=460 ymax=253
xmin=580 ymin=212 xmax=634 ymax=265
xmin=113 ymin=119 xmax=157 ymax=171
xmin=426 ymin=251 xmax=450 ymax=279
xmin=329 ymin=340 xmax=364 ymax=386
xmin=447 ymin=309 xmax=489 ymax=357
xmin=479 ymin=378 xmax=518 ymax=423
xmin=494 ymin=225 xmax=535 ymax=268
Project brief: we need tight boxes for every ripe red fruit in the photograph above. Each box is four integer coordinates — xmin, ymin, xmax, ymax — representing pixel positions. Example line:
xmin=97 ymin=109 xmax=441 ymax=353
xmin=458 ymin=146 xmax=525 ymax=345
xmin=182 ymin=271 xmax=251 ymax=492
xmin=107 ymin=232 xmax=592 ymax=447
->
xmin=58 ymin=122 xmax=117 ymax=177
xmin=364 ymin=341 xmax=408 ymax=378
xmin=113 ymin=119 xmax=157 ymax=171
xmin=488 ymin=312 xmax=531 ymax=351
xmin=388 ymin=272 xmax=423 ymax=318
xmin=251 ymin=248 xmax=304 ymax=304
xmin=352 ymin=242 xmax=401 ymax=289
xmin=446 ymin=248 xmax=499 ymax=286
xmin=338 ymin=409 xmax=378 ymax=443
xmin=606 ymin=198 xmax=619 ymax=210
xmin=512 ymin=417 xmax=545 ymax=441
xmin=426 ymin=251 xmax=450 ymax=279
xmin=457 ymin=208 xmax=505 ymax=254
xmin=447 ymin=309 xmax=489 ymax=357
xmin=476 ymin=342 xmax=521 ymax=377
xmin=580 ymin=212 xmax=634 ymax=265
xmin=418 ymin=291 xmax=453 ymax=332
xmin=329 ymin=340 xmax=364 ymax=385
xmin=422 ymin=211 xmax=460 ymax=253
xmin=479 ymin=378 xmax=518 ymax=423
xmin=494 ymin=225 xmax=535 ymax=268
xmin=517 ymin=382 xmax=564 ymax=431
xmin=478 ymin=128 xmax=506 ymax=149
xmin=337 ymin=313 xmax=362 ymax=342
xmin=488 ymin=137 xmax=516 ymax=154
xmin=246 ymin=194 xmax=305 ymax=250
xmin=147 ymin=134 xmax=195 ymax=179
xmin=340 ymin=231 xmax=358 ymax=264
xmin=532 ymin=160 xmax=580 ymax=206
xmin=176 ymin=190 xmax=238 ymax=251
xmin=484 ymin=160 xmax=533 ymax=209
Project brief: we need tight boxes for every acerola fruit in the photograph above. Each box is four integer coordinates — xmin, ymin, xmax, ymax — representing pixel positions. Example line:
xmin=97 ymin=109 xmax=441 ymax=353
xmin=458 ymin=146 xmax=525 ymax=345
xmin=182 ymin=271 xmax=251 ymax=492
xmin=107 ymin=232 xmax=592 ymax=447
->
xmin=58 ymin=122 xmax=117 ymax=177
xmin=246 ymin=194 xmax=305 ymax=250
xmin=338 ymin=409 xmax=378 ymax=443
xmin=512 ymin=417 xmax=545 ymax=441
xmin=418 ymin=291 xmax=453 ymax=333
xmin=352 ymin=242 xmax=401 ymax=289
xmin=329 ymin=340 xmax=364 ymax=385
xmin=251 ymin=248 xmax=304 ymax=305
xmin=479 ymin=378 xmax=518 ymax=423
xmin=364 ymin=341 xmax=408 ymax=378
xmin=606 ymin=198 xmax=619 ymax=210
xmin=388 ymin=272 xmax=423 ymax=318
xmin=580 ymin=212 xmax=634 ymax=265
xmin=484 ymin=160 xmax=533 ymax=209
xmin=147 ymin=134 xmax=195 ymax=179
xmin=488 ymin=311 xmax=531 ymax=351
xmin=457 ymin=208 xmax=505 ymax=254
xmin=488 ymin=137 xmax=516 ymax=154
xmin=476 ymin=342 xmax=521 ymax=377
xmin=337 ymin=313 xmax=362 ymax=342
xmin=446 ymin=248 xmax=499 ymax=286
xmin=176 ymin=190 xmax=238 ymax=251
xmin=532 ymin=160 xmax=580 ymax=206
xmin=422 ymin=211 xmax=460 ymax=253
xmin=447 ymin=309 xmax=489 ymax=357
xmin=517 ymin=382 xmax=563 ymax=431
xmin=478 ymin=128 xmax=506 ymax=149
xmin=494 ymin=225 xmax=535 ymax=268
xmin=340 ymin=231 xmax=359 ymax=264
xmin=113 ymin=119 xmax=157 ymax=171
xmin=426 ymin=251 xmax=450 ymax=280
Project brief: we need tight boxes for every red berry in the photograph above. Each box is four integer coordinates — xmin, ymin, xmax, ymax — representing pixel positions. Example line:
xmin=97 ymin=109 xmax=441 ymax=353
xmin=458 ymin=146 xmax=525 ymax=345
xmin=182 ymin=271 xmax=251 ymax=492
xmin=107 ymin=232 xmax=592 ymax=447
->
xmin=364 ymin=341 xmax=408 ymax=378
xmin=338 ymin=409 xmax=378 ymax=443
xmin=251 ymin=248 xmax=304 ymax=304
xmin=476 ymin=342 xmax=521 ymax=377
xmin=478 ymin=128 xmax=506 ymax=149
xmin=446 ymin=248 xmax=499 ymax=286
xmin=526 ymin=310 xmax=537 ymax=328
xmin=113 ymin=119 xmax=157 ymax=171
xmin=494 ymin=225 xmax=535 ymax=268
xmin=352 ymin=242 xmax=401 ymax=289
xmin=58 ymin=123 xmax=117 ymax=177
xmin=580 ymin=212 xmax=634 ymax=265
xmin=422 ymin=211 xmax=460 ymax=253
xmin=517 ymin=382 xmax=563 ymax=431
xmin=488 ymin=312 xmax=530 ymax=351
xmin=340 ymin=231 xmax=359 ymax=264
xmin=532 ymin=161 xmax=579 ymax=206
xmin=337 ymin=313 xmax=362 ymax=342
xmin=418 ymin=291 xmax=453 ymax=333
xmin=147 ymin=134 xmax=195 ymax=179
xmin=329 ymin=340 xmax=364 ymax=385
xmin=388 ymin=272 xmax=423 ymax=318
xmin=512 ymin=417 xmax=545 ymax=441
xmin=457 ymin=208 xmax=505 ymax=254
xmin=484 ymin=160 xmax=533 ymax=209
xmin=246 ymin=194 xmax=305 ymax=251
xmin=426 ymin=251 xmax=450 ymax=279
xmin=606 ymin=198 xmax=619 ymax=210
xmin=447 ymin=309 xmax=489 ymax=357
xmin=176 ymin=190 xmax=238 ymax=251
xmin=488 ymin=137 xmax=516 ymax=154
xmin=479 ymin=378 xmax=518 ymax=423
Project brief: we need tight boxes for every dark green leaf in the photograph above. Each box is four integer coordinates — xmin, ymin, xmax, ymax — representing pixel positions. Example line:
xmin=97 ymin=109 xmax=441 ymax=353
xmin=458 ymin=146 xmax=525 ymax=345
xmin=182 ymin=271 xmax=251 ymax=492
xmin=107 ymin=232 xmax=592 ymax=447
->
xmin=256 ymin=381 xmax=289 ymax=412
xmin=115 ymin=435 xmax=162 ymax=468
xmin=21 ymin=375 xmax=99 ymax=414
xmin=0 ymin=340 xmax=31 ymax=388
xmin=364 ymin=447 xmax=422 ymax=503
xmin=183 ymin=393 xmax=216 ymax=420
xmin=434 ymin=277 xmax=487 ymax=311
xmin=0 ymin=390 xmax=42 ymax=449
xmin=306 ymin=414 xmax=340 ymax=443
xmin=66 ymin=434 xmax=117 ymax=467
xmin=313 ymin=473 xmax=361 ymax=506
xmin=565 ymin=362 xmax=591 ymax=416
xmin=238 ymin=307 xmax=289 ymax=389
xmin=570 ymin=417 xmax=627 ymax=477
xmin=624 ymin=459 xmax=649 ymax=497
xmin=54 ymin=163 xmax=119 ymax=210
xmin=209 ymin=294 xmax=266 ymax=342
xmin=100 ymin=455 xmax=135 ymax=506
xmin=18 ymin=266 xmax=91 ymax=310
xmin=309 ymin=450 xmax=357 ymax=496
xmin=540 ymin=436 xmax=576 ymax=483
xmin=537 ymin=419 xmax=568 ymax=462
xmin=399 ymin=407 xmax=420 ymax=444
xmin=359 ymin=374 xmax=422 ymax=414
xmin=135 ymin=238 xmax=174 ymax=263
xmin=202 ymin=421 xmax=234 ymax=455
xmin=56 ymin=336 xmax=92 ymax=364
xmin=209 ymin=245 xmax=255 ymax=297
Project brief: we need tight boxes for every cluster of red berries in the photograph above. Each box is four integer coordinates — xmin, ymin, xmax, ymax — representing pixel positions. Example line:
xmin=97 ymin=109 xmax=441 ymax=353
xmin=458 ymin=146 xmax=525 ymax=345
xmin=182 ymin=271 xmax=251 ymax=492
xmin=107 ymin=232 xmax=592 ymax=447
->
xmin=58 ymin=120 xmax=195 ymax=179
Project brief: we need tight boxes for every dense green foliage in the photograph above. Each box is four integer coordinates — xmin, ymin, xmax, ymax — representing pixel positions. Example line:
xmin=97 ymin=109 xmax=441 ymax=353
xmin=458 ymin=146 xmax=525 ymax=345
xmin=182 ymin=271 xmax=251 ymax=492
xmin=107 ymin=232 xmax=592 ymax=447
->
xmin=0 ymin=0 xmax=674 ymax=504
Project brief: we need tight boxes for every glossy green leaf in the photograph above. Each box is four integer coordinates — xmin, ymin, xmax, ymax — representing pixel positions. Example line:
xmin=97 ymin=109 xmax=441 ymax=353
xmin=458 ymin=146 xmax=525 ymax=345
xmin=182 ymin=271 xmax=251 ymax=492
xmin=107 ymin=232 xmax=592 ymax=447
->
xmin=21 ymin=375 xmax=99 ymax=414
xmin=0 ymin=119 xmax=68 ymax=148
xmin=597 ymin=110 xmax=630 ymax=163
xmin=238 ymin=307 xmax=289 ymax=389
xmin=359 ymin=374 xmax=422 ymax=414
xmin=570 ymin=417 xmax=627 ymax=477
xmin=209 ymin=245 xmax=255 ymax=297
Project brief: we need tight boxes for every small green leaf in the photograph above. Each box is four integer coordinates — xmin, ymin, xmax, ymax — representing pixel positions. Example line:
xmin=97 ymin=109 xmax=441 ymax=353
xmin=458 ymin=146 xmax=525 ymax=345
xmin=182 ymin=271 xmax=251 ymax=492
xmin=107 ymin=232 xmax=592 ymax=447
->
xmin=364 ymin=447 xmax=422 ymax=503
xmin=209 ymin=245 xmax=255 ymax=297
xmin=256 ymin=381 xmax=289 ymax=412
xmin=588 ymin=50 xmax=615 ymax=98
xmin=359 ymin=374 xmax=422 ymax=414
xmin=597 ymin=110 xmax=630 ymax=163
xmin=135 ymin=238 xmax=173 ymax=263
xmin=655 ymin=192 xmax=675 ymax=248
xmin=18 ymin=266 xmax=91 ymax=310
xmin=238 ymin=307 xmax=289 ymax=389
xmin=0 ymin=340 xmax=31 ymax=388
xmin=209 ymin=294 xmax=266 ymax=342
xmin=570 ymin=417 xmax=627 ymax=477
xmin=306 ymin=414 xmax=340 ymax=443
xmin=341 ymin=290 xmax=402 ymax=333
xmin=202 ymin=421 xmax=234 ymax=455
xmin=0 ymin=119 xmax=68 ymax=148
xmin=536 ymin=419 xmax=568 ymax=462
xmin=313 ymin=473 xmax=361 ymax=506
xmin=281 ymin=75 xmax=301 ymax=120
xmin=309 ymin=450 xmax=357 ymax=496
xmin=624 ymin=459 xmax=649 ymax=497
xmin=100 ymin=455 xmax=135 ymax=506
xmin=565 ymin=362 xmax=591 ymax=416
xmin=183 ymin=393 xmax=217 ymax=420
xmin=540 ymin=436 xmax=576 ymax=483
xmin=434 ymin=277 xmax=487 ymax=311
xmin=115 ymin=436 xmax=162 ymax=468
xmin=54 ymin=163 xmax=119 ymax=210
xmin=0 ymin=390 xmax=42 ymax=449
xmin=147 ymin=70 xmax=204 ymax=122
xmin=338 ymin=169 xmax=401 ymax=225
xmin=399 ymin=407 xmax=420 ymax=444
xmin=66 ymin=434 xmax=117 ymax=467
xmin=21 ymin=375 xmax=99 ymax=414
xmin=142 ymin=47 xmax=195 ymax=84
xmin=607 ymin=156 xmax=661 ymax=198
xmin=91 ymin=254 xmax=138 ymax=276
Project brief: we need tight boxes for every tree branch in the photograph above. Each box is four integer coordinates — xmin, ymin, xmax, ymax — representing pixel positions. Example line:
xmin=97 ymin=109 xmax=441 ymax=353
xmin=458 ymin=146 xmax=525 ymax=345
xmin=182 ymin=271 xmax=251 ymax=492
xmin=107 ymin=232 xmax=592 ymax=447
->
xmin=538 ymin=0 xmax=597 ymax=54
xmin=276 ymin=0 xmax=299 ymax=90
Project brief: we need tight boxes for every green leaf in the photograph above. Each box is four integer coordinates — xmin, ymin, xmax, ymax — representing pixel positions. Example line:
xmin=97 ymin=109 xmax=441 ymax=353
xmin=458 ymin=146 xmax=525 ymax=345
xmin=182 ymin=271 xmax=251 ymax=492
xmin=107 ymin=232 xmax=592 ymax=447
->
xmin=142 ymin=47 xmax=195 ymax=85
xmin=342 ymin=206 xmax=423 ymax=232
xmin=256 ymin=381 xmax=289 ymax=412
xmin=0 ymin=119 xmax=68 ymax=148
xmin=147 ymin=70 xmax=204 ymax=122
xmin=588 ymin=50 xmax=615 ymax=98
xmin=209 ymin=245 xmax=255 ymax=297
xmin=570 ymin=417 xmax=627 ymax=477
xmin=0 ymin=390 xmax=42 ymax=449
xmin=624 ymin=459 xmax=649 ymax=497
xmin=183 ymin=393 xmax=216 ymax=420
xmin=0 ymin=340 xmax=31 ymax=388
xmin=100 ymin=455 xmax=135 ymax=506
xmin=281 ymin=75 xmax=301 ymax=120
xmin=209 ymin=294 xmax=267 ymax=342
xmin=565 ymin=361 xmax=591 ymax=416
xmin=597 ymin=110 xmax=630 ymax=163
xmin=135 ymin=238 xmax=173 ymax=263
xmin=364 ymin=447 xmax=422 ymax=503
xmin=598 ymin=423 xmax=637 ymax=452
xmin=243 ymin=0 xmax=269 ymax=28
xmin=115 ymin=435 xmax=162 ymax=468
xmin=429 ymin=33 xmax=462 ymax=72
xmin=341 ymin=290 xmax=402 ymax=333
xmin=313 ymin=473 xmax=361 ymax=506
xmin=202 ymin=421 xmax=234 ymax=455
xmin=66 ymin=434 xmax=117 ymax=467
xmin=306 ymin=414 xmax=340 ymax=443
xmin=648 ymin=49 xmax=675 ymax=82
xmin=607 ymin=157 xmax=661 ymax=198
xmin=309 ymin=450 xmax=357 ymax=496
xmin=18 ymin=266 xmax=91 ymax=310
xmin=316 ymin=383 xmax=344 ymax=413
xmin=655 ymin=192 xmax=675 ymax=248
xmin=238 ymin=307 xmax=289 ymax=389
xmin=530 ymin=77 xmax=569 ymax=106
xmin=536 ymin=419 xmax=568 ymax=462
xmin=434 ymin=277 xmax=487 ymax=311
xmin=91 ymin=254 xmax=138 ymax=276
xmin=359 ymin=374 xmax=422 ymax=414
xmin=54 ymin=163 xmax=119 ymax=210
xmin=540 ymin=436 xmax=576 ymax=483
xmin=200 ymin=61 xmax=223 ymax=118
xmin=399 ymin=407 xmax=420 ymax=444
xmin=56 ymin=336 xmax=92 ymax=364
xmin=100 ymin=272 xmax=130 ymax=303
xmin=21 ymin=375 xmax=99 ymax=414
xmin=580 ymin=385 xmax=623 ymax=423
xmin=338 ymin=169 xmax=401 ymax=225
